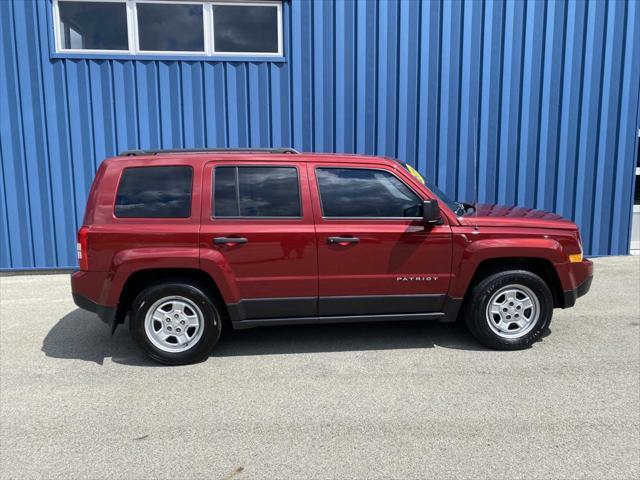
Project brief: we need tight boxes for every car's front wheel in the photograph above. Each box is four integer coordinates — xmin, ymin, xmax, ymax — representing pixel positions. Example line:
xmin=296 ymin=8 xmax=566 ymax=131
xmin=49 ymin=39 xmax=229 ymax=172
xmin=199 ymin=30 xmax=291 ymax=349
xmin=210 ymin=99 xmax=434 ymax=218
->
xmin=464 ymin=270 xmax=553 ymax=350
xmin=129 ymin=282 xmax=222 ymax=365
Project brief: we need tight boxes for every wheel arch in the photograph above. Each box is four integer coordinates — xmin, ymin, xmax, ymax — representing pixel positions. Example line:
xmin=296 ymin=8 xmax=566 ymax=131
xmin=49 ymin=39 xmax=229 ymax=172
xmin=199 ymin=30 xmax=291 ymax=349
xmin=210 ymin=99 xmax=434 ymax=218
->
xmin=463 ymin=257 xmax=564 ymax=308
xmin=116 ymin=268 xmax=229 ymax=325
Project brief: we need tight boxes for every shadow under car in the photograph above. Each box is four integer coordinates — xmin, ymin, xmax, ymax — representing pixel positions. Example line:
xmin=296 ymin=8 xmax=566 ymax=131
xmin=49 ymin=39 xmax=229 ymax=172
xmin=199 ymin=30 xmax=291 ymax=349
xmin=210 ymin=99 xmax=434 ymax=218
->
xmin=42 ymin=308 xmax=495 ymax=366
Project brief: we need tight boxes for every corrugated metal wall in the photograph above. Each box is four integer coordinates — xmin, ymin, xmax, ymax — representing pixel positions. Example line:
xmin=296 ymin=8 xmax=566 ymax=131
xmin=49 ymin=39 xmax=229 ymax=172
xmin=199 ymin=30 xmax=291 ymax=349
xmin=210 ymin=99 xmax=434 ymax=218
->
xmin=1 ymin=0 xmax=639 ymax=269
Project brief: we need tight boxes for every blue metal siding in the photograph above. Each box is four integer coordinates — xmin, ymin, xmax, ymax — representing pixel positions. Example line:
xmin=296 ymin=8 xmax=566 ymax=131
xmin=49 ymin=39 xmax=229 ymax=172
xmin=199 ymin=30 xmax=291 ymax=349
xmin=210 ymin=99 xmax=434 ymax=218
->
xmin=1 ymin=0 xmax=639 ymax=269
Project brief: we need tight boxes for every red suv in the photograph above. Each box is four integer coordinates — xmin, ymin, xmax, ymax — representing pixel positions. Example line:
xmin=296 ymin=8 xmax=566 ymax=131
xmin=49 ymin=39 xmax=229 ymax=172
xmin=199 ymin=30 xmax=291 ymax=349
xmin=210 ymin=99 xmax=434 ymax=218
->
xmin=71 ymin=148 xmax=592 ymax=364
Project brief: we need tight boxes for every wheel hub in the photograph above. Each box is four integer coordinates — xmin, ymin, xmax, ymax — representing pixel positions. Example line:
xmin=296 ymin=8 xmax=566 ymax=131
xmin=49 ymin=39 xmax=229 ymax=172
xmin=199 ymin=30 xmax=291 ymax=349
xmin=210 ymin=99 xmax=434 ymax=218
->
xmin=144 ymin=296 xmax=204 ymax=353
xmin=162 ymin=311 xmax=188 ymax=334
xmin=486 ymin=284 xmax=540 ymax=339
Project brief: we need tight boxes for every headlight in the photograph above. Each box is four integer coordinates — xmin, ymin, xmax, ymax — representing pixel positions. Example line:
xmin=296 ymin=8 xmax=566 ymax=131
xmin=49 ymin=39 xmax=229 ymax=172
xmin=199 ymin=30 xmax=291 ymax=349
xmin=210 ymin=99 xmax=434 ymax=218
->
xmin=569 ymin=231 xmax=583 ymax=262
xmin=568 ymin=253 xmax=583 ymax=263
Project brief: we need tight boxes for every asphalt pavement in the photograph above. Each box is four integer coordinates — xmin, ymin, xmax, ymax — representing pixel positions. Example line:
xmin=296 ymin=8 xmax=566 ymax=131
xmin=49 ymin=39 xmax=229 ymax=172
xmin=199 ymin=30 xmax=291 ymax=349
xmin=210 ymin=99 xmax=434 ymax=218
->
xmin=1 ymin=256 xmax=639 ymax=479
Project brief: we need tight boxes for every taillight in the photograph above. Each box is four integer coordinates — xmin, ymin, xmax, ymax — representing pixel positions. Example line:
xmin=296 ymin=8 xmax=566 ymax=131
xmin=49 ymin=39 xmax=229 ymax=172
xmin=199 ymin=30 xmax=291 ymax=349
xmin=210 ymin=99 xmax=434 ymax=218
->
xmin=77 ymin=226 xmax=89 ymax=270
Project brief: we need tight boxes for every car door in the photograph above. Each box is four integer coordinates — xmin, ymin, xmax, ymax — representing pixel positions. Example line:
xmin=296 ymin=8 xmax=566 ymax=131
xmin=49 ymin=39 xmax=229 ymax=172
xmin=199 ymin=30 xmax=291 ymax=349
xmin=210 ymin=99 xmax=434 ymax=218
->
xmin=199 ymin=160 xmax=318 ymax=323
xmin=308 ymin=163 xmax=453 ymax=317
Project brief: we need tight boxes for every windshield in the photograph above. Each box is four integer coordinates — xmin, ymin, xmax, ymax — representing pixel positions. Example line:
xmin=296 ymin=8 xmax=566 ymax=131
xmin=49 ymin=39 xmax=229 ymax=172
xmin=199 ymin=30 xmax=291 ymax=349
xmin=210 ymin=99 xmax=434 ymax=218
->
xmin=395 ymin=159 xmax=469 ymax=216
xmin=424 ymin=180 xmax=458 ymax=212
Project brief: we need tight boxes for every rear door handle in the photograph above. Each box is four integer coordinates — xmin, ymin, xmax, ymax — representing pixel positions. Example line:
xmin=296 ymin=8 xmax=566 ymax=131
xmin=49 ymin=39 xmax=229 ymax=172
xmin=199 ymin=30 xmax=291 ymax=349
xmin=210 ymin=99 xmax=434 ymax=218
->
xmin=214 ymin=237 xmax=248 ymax=245
xmin=327 ymin=236 xmax=360 ymax=245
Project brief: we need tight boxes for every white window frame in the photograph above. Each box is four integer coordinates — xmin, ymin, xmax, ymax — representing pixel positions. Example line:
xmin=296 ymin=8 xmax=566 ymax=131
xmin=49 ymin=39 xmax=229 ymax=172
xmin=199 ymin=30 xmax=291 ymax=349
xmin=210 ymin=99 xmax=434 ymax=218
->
xmin=52 ymin=0 xmax=284 ymax=57
xmin=53 ymin=0 xmax=131 ymax=54
xmin=210 ymin=1 xmax=283 ymax=57
xmin=133 ymin=0 xmax=207 ymax=56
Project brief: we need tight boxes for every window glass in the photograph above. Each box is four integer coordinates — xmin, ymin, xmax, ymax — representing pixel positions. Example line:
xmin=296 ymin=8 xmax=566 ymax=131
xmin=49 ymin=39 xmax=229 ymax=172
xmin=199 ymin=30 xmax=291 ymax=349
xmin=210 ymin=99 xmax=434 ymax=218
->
xmin=213 ymin=5 xmax=279 ymax=53
xmin=213 ymin=166 xmax=300 ymax=217
xmin=55 ymin=1 xmax=283 ymax=57
xmin=316 ymin=168 xmax=422 ymax=218
xmin=393 ymin=159 xmax=459 ymax=213
xmin=137 ymin=3 xmax=205 ymax=52
xmin=58 ymin=1 xmax=128 ymax=50
xmin=213 ymin=167 xmax=239 ymax=216
xmin=115 ymin=166 xmax=193 ymax=218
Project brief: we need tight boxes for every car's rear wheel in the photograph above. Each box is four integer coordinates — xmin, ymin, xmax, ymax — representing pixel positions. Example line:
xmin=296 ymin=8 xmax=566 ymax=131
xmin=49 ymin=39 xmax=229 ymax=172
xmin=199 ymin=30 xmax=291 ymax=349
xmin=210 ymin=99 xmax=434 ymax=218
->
xmin=464 ymin=270 xmax=553 ymax=350
xmin=129 ymin=282 xmax=222 ymax=365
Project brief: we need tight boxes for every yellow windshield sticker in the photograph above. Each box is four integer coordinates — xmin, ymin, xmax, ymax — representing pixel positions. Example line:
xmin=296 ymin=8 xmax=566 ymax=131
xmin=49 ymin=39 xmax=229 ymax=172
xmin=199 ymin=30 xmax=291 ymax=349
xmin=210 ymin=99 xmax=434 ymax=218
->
xmin=406 ymin=164 xmax=425 ymax=185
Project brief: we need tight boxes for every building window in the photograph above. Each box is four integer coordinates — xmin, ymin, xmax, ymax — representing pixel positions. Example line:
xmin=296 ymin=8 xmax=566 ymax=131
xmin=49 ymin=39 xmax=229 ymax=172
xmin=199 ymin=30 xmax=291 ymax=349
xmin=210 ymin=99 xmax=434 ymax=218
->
xmin=213 ymin=4 xmax=279 ymax=54
xmin=53 ymin=0 xmax=283 ymax=57
xmin=137 ymin=3 xmax=205 ymax=53
xmin=631 ymin=137 xmax=640 ymax=252
xmin=635 ymin=137 xmax=640 ymax=206
xmin=57 ymin=1 xmax=129 ymax=51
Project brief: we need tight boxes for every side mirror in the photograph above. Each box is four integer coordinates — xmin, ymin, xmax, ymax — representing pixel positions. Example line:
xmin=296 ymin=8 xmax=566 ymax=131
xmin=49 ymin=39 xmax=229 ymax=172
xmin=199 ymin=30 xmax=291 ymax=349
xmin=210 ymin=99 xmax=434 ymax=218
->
xmin=422 ymin=199 xmax=442 ymax=225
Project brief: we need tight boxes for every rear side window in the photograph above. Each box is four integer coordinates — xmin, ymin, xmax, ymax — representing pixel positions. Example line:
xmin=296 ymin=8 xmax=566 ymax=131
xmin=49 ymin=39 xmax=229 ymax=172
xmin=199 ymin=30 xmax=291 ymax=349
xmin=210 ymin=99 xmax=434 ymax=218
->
xmin=316 ymin=167 xmax=422 ymax=218
xmin=115 ymin=166 xmax=193 ymax=218
xmin=213 ymin=166 xmax=300 ymax=217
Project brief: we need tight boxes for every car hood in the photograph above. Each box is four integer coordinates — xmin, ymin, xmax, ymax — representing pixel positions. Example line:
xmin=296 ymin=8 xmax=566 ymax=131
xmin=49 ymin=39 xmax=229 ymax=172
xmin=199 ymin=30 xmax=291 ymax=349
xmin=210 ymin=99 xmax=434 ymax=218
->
xmin=458 ymin=203 xmax=577 ymax=230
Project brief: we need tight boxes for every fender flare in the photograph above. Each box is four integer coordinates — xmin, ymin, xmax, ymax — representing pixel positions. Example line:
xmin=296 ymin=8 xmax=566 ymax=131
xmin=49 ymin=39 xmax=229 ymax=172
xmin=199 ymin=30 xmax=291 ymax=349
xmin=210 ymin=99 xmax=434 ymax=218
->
xmin=104 ymin=247 xmax=201 ymax=306
xmin=103 ymin=247 xmax=240 ymax=307
xmin=449 ymin=237 xmax=564 ymax=298
xmin=198 ymin=248 xmax=241 ymax=304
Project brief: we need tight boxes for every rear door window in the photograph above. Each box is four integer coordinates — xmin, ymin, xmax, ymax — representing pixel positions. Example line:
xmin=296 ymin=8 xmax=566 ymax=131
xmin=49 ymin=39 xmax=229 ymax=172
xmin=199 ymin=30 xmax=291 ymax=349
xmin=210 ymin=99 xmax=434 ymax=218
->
xmin=115 ymin=166 xmax=193 ymax=218
xmin=213 ymin=166 xmax=301 ymax=217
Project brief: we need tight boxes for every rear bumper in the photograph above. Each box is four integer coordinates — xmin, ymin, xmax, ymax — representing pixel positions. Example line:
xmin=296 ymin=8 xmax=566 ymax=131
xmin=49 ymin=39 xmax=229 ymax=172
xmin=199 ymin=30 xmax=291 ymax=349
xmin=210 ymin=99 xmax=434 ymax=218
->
xmin=71 ymin=270 xmax=116 ymax=325
xmin=561 ymin=274 xmax=593 ymax=308
xmin=72 ymin=292 xmax=116 ymax=325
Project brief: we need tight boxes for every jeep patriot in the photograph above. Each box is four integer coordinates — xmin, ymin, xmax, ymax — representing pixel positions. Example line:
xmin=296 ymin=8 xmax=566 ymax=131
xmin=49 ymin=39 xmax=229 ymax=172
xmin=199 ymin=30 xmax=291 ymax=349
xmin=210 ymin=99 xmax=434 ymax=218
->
xmin=72 ymin=148 xmax=593 ymax=364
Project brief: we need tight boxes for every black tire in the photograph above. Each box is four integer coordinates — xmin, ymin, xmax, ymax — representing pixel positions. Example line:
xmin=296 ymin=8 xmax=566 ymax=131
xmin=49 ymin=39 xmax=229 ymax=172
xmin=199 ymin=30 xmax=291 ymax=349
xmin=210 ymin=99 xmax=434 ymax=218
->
xmin=129 ymin=282 xmax=222 ymax=365
xmin=464 ymin=269 xmax=553 ymax=350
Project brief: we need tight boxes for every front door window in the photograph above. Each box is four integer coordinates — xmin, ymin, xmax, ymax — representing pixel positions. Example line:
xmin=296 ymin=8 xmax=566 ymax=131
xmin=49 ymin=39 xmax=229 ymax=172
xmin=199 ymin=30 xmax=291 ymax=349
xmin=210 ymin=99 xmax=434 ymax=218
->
xmin=315 ymin=167 xmax=422 ymax=218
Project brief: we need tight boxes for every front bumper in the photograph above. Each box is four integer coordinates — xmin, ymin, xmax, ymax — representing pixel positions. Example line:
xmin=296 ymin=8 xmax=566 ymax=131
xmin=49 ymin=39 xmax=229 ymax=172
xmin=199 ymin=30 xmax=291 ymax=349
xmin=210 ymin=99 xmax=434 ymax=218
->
xmin=556 ymin=258 xmax=593 ymax=308
xmin=562 ymin=274 xmax=593 ymax=308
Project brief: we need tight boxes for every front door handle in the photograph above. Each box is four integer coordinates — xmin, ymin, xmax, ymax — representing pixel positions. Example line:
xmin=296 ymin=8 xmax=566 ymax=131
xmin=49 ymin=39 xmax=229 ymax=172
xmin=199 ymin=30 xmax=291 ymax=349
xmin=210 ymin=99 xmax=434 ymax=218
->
xmin=214 ymin=237 xmax=248 ymax=245
xmin=327 ymin=236 xmax=360 ymax=245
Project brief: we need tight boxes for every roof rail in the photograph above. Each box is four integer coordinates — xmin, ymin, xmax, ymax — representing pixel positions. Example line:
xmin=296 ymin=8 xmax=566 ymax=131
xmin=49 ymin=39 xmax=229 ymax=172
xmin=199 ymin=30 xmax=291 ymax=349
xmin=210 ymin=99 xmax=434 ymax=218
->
xmin=119 ymin=147 xmax=299 ymax=156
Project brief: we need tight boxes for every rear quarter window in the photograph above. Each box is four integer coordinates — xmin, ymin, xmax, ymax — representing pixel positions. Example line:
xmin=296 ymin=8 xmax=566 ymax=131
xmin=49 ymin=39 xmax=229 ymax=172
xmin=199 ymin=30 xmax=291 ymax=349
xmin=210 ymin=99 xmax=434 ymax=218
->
xmin=115 ymin=166 xmax=193 ymax=218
